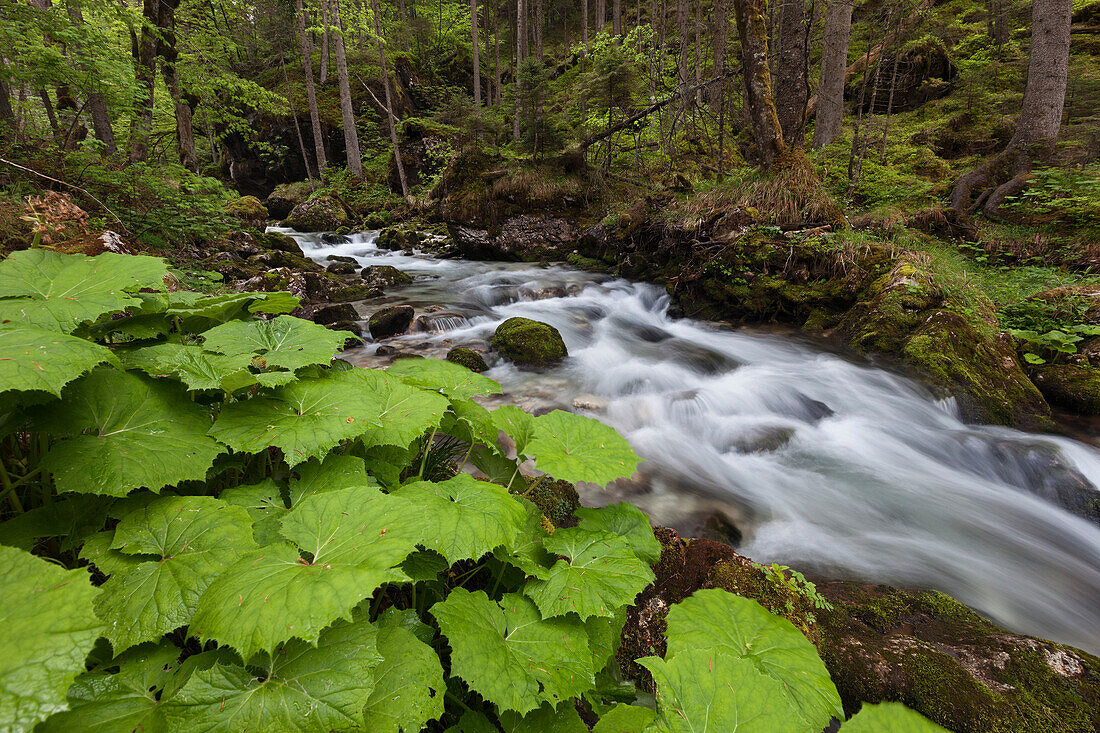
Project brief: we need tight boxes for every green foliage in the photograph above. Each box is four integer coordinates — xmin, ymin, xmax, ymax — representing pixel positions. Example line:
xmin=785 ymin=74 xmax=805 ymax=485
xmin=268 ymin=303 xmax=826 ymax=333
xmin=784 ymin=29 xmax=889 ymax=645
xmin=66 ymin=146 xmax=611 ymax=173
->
xmin=0 ymin=250 xmax=941 ymax=731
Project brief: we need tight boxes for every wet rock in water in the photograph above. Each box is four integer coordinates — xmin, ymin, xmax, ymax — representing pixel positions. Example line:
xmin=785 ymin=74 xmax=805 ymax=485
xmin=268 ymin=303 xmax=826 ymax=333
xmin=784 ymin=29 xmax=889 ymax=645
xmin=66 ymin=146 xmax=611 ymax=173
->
xmin=448 ymin=225 xmax=494 ymax=258
xmin=491 ymin=317 xmax=568 ymax=366
xmin=310 ymin=302 xmax=359 ymax=326
xmin=446 ymin=347 xmax=489 ymax=372
xmin=223 ymin=196 xmax=268 ymax=227
xmin=524 ymin=476 xmax=580 ymax=527
xmin=518 ymin=283 xmax=569 ymax=301
xmin=263 ymin=181 xmax=312 ymax=219
xmin=572 ymin=394 xmax=607 ymax=412
xmin=693 ymin=510 xmax=743 ymax=546
xmin=987 ymin=440 xmax=1100 ymax=524
xmin=325 ymin=321 xmax=362 ymax=349
xmin=417 ymin=312 xmax=469 ymax=333
xmin=447 ymin=216 xmax=576 ymax=262
xmin=724 ymin=426 xmax=796 ymax=453
xmin=376 ymin=227 xmax=410 ymax=251
xmin=369 ymin=305 xmax=415 ymax=339
xmin=618 ymin=528 xmax=1100 ymax=732
xmin=255 ymin=231 xmax=304 ymax=256
xmin=301 ymin=271 xmax=379 ymax=302
xmin=1027 ymin=363 xmax=1100 ymax=417
xmin=326 ymin=262 xmax=358 ymax=275
xmin=326 ymin=254 xmax=358 ymax=264
xmin=320 ymin=232 xmax=351 ymax=245
xmin=286 ymin=195 xmax=348 ymax=232
xmin=361 ymin=265 xmax=414 ymax=289
xmin=238 ymin=267 xmax=308 ymax=301
xmin=667 ymin=339 xmax=743 ymax=375
xmin=248 ymin=249 xmax=316 ymax=271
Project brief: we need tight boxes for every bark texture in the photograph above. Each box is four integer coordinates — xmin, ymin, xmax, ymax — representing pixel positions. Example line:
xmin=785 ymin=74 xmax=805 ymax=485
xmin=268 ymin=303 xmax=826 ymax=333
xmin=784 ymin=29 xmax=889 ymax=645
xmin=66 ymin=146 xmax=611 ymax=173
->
xmin=775 ymin=0 xmax=808 ymax=145
xmin=813 ymin=0 xmax=852 ymax=147
xmin=471 ymin=0 xmax=481 ymax=103
xmin=371 ymin=0 xmax=407 ymax=195
xmin=332 ymin=0 xmax=362 ymax=177
xmin=733 ymin=0 xmax=787 ymax=167
xmin=297 ymin=0 xmax=328 ymax=171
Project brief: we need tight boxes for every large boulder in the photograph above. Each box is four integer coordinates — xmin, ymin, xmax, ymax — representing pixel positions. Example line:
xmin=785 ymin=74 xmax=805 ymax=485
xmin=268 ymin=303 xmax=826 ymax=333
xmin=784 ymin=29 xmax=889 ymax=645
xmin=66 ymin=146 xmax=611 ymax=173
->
xmin=368 ymin=305 xmax=415 ymax=339
xmin=361 ymin=265 xmax=414 ymax=289
xmin=223 ymin=196 xmax=268 ymax=227
xmin=618 ymin=530 xmax=1100 ymax=733
xmin=264 ymin=181 xmax=313 ymax=219
xmin=255 ymin=231 xmax=304 ymax=256
xmin=1028 ymin=363 xmax=1100 ymax=416
xmin=447 ymin=216 xmax=577 ymax=262
xmin=491 ymin=317 xmax=568 ymax=366
xmin=286 ymin=195 xmax=348 ymax=232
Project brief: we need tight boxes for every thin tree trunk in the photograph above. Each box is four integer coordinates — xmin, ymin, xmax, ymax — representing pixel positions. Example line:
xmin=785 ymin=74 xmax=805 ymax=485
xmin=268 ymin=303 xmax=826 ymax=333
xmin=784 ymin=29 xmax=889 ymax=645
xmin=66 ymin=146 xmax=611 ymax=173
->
xmin=597 ymin=0 xmax=605 ymax=31
xmin=129 ymin=0 xmax=158 ymax=163
xmin=694 ymin=0 xmax=703 ymax=106
xmin=775 ymin=0 xmax=808 ymax=145
xmin=471 ymin=0 xmax=481 ymax=103
xmin=0 ymin=78 xmax=14 ymax=129
xmin=369 ymin=0 xmax=407 ymax=195
xmin=158 ymin=0 xmax=197 ymax=171
xmin=65 ymin=0 xmax=116 ymax=155
xmin=710 ymin=0 xmax=728 ymax=106
xmin=613 ymin=0 xmax=621 ymax=35
xmin=332 ymin=0 xmax=362 ymax=177
xmin=493 ymin=0 xmax=501 ymax=105
xmin=513 ymin=0 xmax=525 ymax=142
xmin=203 ymin=106 xmax=219 ymax=165
xmin=297 ymin=0 xmax=328 ymax=171
xmin=812 ymin=0 xmax=852 ymax=147
xmin=320 ymin=0 xmax=330 ymax=84
xmin=397 ymin=0 xmax=411 ymax=53
xmin=879 ymin=41 xmax=901 ymax=161
xmin=536 ymin=0 xmax=544 ymax=56
xmin=38 ymin=89 xmax=59 ymax=134
xmin=733 ymin=0 xmax=786 ymax=167
xmin=847 ymin=11 xmax=886 ymax=195
xmin=283 ymin=55 xmax=316 ymax=184
xmin=676 ymin=0 xmax=688 ymax=88
xmin=989 ymin=0 xmax=1008 ymax=46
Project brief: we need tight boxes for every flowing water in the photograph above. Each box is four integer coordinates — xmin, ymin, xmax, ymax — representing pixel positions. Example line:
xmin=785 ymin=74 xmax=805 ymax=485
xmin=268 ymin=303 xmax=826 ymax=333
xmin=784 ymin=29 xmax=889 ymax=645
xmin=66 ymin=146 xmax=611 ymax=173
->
xmin=278 ymin=227 xmax=1100 ymax=654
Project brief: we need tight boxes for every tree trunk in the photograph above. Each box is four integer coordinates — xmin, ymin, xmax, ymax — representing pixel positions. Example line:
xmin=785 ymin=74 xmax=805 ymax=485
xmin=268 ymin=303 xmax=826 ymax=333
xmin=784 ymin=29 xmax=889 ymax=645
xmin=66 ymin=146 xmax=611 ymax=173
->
xmin=397 ymin=0 xmax=411 ymax=53
xmin=370 ymin=0 xmax=407 ymax=195
xmin=676 ymin=0 xmax=689 ymax=88
xmin=332 ymin=0 xmax=362 ymax=177
xmin=989 ymin=0 xmax=1008 ymax=46
xmin=775 ymin=0 xmax=808 ymax=145
xmin=613 ymin=0 xmax=621 ymax=35
xmin=493 ymin=0 xmax=501 ymax=105
xmin=38 ymin=89 xmax=59 ymax=134
xmin=158 ymin=0 xmax=197 ymax=171
xmin=129 ymin=0 xmax=158 ymax=163
xmin=694 ymin=0 xmax=703 ymax=106
xmin=65 ymin=0 xmax=116 ymax=155
xmin=951 ymin=0 xmax=1071 ymax=221
xmin=297 ymin=0 xmax=328 ymax=171
xmin=812 ymin=0 xmax=852 ymax=147
xmin=513 ymin=0 xmax=525 ymax=142
xmin=733 ymin=0 xmax=786 ymax=167
xmin=597 ymin=0 xmax=606 ymax=31
xmin=471 ymin=0 xmax=481 ymax=103
xmin=0 ymin=78 xmax=14 ymax=129
xmin=536 ymin=0 xmax=544 ymax=55
xmin=320 ymin=0 xmax=332 ymax=84
xmin=283 ymin=54 xmax=316 ymax=184
xmin=710 ymin=0 xmax=728 ymax=107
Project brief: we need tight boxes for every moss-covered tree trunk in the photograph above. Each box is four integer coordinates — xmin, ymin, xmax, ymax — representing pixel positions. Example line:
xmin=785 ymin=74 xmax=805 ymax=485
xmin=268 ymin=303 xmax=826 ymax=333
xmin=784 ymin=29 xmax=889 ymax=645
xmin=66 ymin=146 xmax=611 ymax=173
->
xmin=733 ymin=0 xmax=787 ymax=168
xmin=65 ymin=0 xmax=116 ymax=156
xmin=158 ymin=0 xmax=197 ymax=172
xmin=812 ymin=0 xmax=852 ymax=148
xmin=331 ymin=0 xmax=362 ymax=178
xmin=951 ymin=0 xmax=1072 ymax=222
xmin=775 ymin=0 xmax=808 ymax=145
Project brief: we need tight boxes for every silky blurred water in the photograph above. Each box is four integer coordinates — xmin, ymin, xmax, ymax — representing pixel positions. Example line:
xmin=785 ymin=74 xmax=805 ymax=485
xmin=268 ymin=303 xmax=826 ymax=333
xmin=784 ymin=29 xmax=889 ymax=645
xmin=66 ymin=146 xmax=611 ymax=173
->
xmin=278 ymin=227 xmax=1100 ymax=653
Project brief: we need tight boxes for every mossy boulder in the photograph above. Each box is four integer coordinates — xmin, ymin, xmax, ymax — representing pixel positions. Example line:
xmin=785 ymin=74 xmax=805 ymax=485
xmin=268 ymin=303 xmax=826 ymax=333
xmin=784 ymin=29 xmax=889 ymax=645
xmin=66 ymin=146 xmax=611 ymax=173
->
xmin=326 ymin=262 xmax=358 ymax=275
xmin=286 ymin=195 xmax=348 ymax=232
xmin=491 ymin=317 xmax=568 ymax=366
xmin=264 ymin=181 xmax=313 ymax=220
xmin=310 ymin=302 xmax=359 ymax=325
xmin=1028 ymin=363 xmax=1100 ymax=415
xmin=361 ymin=265 xmax=414 ymax=289
xmin=255 ymin=231 xmax=304 ymax=256
xmin=376 ymin=227 xmax=409 ymax=251
xmin=368 ymin=305 xmax=415 ymax=339
xmin=446 ymin=347 xmax=489 ymax=372
xmin=224 ymin=196 xmax=268 ymax=226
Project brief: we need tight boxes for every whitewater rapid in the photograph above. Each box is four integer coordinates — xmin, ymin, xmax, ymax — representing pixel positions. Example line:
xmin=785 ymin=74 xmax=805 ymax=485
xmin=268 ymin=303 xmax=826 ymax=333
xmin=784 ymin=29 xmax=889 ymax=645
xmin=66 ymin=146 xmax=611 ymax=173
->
xmin=279 ymin=227 xmax=1100 ymax=654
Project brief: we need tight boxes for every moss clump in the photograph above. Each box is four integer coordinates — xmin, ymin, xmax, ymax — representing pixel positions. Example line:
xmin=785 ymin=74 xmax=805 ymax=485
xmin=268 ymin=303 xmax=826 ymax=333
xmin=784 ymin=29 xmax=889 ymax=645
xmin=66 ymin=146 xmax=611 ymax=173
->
xmin=491 ymin=317 xmax=568 ymax=366
xmin=264 ymin=181 xmax=312 ymax=219
xmin=446 ymin=347 xmax=489 ymax=372
xmin=255 ymin=231 xmax=304 ymax=256
xmin=1028 ymin=363 xmax=1100 ymax=415
xmin=522 ymin=476 xmax=579 ymax=527
xmin=224 ymin=196 xmax=268 ymax=224
xmin=286 ymin=195 xmax=348 ymax=232
xmin=361 ymin=265 xmax=414 ymax=289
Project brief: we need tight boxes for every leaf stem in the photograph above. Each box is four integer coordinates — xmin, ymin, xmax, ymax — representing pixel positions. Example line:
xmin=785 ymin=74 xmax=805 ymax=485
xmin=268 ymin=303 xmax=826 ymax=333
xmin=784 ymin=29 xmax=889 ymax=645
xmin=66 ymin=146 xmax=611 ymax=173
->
xmin=419 ymin=427 xmax=438 ymax=479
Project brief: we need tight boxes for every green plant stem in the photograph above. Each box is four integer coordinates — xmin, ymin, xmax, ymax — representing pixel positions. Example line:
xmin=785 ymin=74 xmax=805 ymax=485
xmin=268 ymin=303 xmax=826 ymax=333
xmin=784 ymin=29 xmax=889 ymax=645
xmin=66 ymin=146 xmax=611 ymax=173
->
xmin=444 ymin=691 xmax=476 ymax=715
xmin=419 ymin=427 xmax=438 ymax=479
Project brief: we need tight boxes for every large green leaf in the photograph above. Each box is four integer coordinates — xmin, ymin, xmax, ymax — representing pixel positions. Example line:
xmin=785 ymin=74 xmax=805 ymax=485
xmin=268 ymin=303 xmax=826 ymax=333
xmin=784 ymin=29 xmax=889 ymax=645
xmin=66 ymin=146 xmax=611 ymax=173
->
xmin=431 ymin=590 xmax=593 ymax=715
xmin=0 ymin=249 xmax=166 ymax=332
xmin=39 ymin=369 xmax=224 ymax=496
xmin=191 ymin=486 xmax=424 ymax=657
xmin=0 ymin=545 xmax=103 ymax=733
xmin=527 ymin=410 xmax=640 ymax=486
xmin=0 ymin=324 xmax=117 ymax=396
xmin=165 ymin=291 xmax=299 ymax=325
xmin=387 ymin=358 xmax=502 ymax=399
xmin=592 ymin=704 xmax=657 ymax=733
xmin=165 ymin=618 xmax=383 ymax=732
xmin=523 ymin=528 xmax=654 ymax=620
xmin=91 ymin=496 xmax=257 ymax=651
xmin=843 ymin=702 xmax=948 ymax=732
xmin=575 ymin=503 xmax=661 ymax=564
xmin=120 ymin=342 xmax=257 ymax=391
xmin=640 ymin=650 xmax=805 ymax=732
xmin=0 ymin=495 xmax=112 ymax=551
xmin=663 ymin=589 xmax=843 ymax=729
xmin=500 ymin=701 xmax=588 ymax=733
xmin=392 ymin=474 xmax=527 ymax=563
xmin=442 ymin=398 xmax=504 ymax=453
xmin=209 ymin=368 xmax=446 ymax=467
xmin=362 ymin=624 xmax=445 ymax=732
xmin=202 ymin=315 xmax=354 ymax=371
xmin=38 ymin=642 xmax=187 ymax=733
xmin=497 ymin=498 xmax=555 ymax=579
xmin=492 ymin=405 xmax=536 ymax=455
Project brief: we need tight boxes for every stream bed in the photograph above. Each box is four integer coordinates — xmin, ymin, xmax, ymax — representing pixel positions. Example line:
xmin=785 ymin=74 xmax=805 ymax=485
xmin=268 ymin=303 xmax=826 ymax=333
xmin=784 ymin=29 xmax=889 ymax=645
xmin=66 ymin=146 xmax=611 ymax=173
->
xmin=278 ymin=226 xmax=1100 ymax=654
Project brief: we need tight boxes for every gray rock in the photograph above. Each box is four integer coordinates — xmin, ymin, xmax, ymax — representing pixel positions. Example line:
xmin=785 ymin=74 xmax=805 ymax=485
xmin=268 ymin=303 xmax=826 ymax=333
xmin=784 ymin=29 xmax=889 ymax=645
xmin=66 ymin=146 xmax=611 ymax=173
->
xmin=369 ymin=305 xmax=416 ymax=339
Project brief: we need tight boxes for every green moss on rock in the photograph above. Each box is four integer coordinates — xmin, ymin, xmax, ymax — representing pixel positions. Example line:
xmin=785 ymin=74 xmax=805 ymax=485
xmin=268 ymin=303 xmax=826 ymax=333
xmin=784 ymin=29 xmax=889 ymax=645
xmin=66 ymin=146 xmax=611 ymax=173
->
xmin=286 ymin=195 xmax=348 ymax=232
xmin=224 ymin=196 xmax=268 ymax=225
xmin=491 ymin=317 xmax=568 ymax=366
xmin=446 ymin=347 xmax=489 ymax=372
xmin=522 ymin=476 xmax=580 ymax=527
xmin=1027 ymin=363 xmax=1100 ymax=415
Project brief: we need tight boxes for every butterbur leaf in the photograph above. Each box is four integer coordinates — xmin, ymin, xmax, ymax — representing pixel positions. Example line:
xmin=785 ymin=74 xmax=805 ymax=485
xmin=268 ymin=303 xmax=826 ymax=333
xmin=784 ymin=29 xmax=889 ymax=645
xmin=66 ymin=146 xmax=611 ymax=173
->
xmin=445 ymin=711 xmax=498 ymax=733
xmin=219 ymin=479 xmax=288 ymax=545
xmin=210 ymin=369 xmax=446 ymax=467
xmin=843 ymin=702 xmax=948 ymax=732
xmin=575 ymin=503 xmax=661 ymax=564
xmin=363 ymin=625 xmax=445 ymax=732
xmin=0 ymin=324 xmax=117 ymax=396
xmin=0 ymin=495 xmax=112 ymax=551
xmin=92 ymin=496 xmax=257 ymax=652
xmin=39 ymin=642 xmax=187 ymax=733
xmin=524 ymin=528 xmax=654 ymax=620
xmin=431 ymin=590 xmax=593 ymax=715
xmin=165 ymin=619 xmax=383 ymax=732
xmin=401 ymin=548 xmax=450 ymax=581
xmin=592 ymin=704 xmax=658 ymax=733
xmin=527 ymin=410 xmax=640 ymax=486
xmin=378 ymin=606 xmax=436 ymax=644
xmin=499 ymin=701 xmax=588 ymax=732
xmin=492 ymin=405 xmax=536 ymax=455
xmin=120 ymin=342 xmax=256 ymax=391
xmin=392 ymin=474 xmax=527 ymax=563
xmin=663 ymin=589 xmax=843 ymax=729
xmin=202 ymin=314 xmax=354 ymax=371
xmin=165 ymin=291 xmax=298 ymax=324
xmin=387 ymin=357 xmax=502 ymax=399
xmin=289 ymin=454 xmax=372 ymax=502
xmin=585 ymin=612 xmax=627 ymax=673
xmin=640 ymin=650 xmax=804 ymax=732
xmin=497 ymin=498 xmax=555 ymax=579
xmin=0 ymin=249 xmax=167 ymax=332
xmin=443 ymin=398 xmax=504 ymax=453
xmin=39 ymin=369 xmax=224 ymax=496
xmin=0 ymin=545 xmax=103 ymax=733
xmin=191 ymin=486 xmax=424 ymax=657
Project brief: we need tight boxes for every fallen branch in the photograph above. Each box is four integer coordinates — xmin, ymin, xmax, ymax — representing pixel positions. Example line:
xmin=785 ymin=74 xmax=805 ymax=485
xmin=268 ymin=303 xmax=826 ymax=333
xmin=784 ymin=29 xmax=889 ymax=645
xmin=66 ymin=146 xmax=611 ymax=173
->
xmin=0 ymin=157 xmax=124 ymax=227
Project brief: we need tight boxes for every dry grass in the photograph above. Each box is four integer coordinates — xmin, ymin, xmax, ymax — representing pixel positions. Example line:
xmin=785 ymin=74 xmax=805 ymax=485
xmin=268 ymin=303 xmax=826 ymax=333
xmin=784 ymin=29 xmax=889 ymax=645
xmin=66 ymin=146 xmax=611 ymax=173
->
xmin=490 ymin=167 xmax=588 ymax=208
